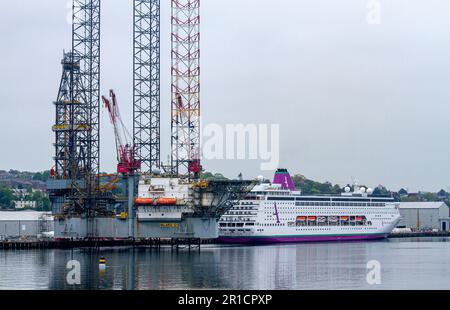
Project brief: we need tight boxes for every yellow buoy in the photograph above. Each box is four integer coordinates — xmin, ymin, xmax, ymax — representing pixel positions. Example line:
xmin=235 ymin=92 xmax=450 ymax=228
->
xmin=99 ymin=257 xmax=106 ymax=265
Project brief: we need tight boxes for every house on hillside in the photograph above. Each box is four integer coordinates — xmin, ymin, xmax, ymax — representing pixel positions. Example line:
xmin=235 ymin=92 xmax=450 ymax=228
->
xmin=437 ymin=189 xmax=448 ymax=201
xmin=398 ymin=188 xmax=408 ymax=197
xmin=14 ymin=200 xmax=37 ymax=210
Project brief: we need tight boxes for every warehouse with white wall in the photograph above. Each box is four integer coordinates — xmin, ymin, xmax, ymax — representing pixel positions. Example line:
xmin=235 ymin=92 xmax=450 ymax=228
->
xmin=0 ymin=211 xmax=53 ymax=239
xmin=398 ymin=202 xmax=450 ymax=231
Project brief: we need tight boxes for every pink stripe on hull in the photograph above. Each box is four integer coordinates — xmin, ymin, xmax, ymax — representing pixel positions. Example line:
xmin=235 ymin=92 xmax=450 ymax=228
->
xmin=218 ymin=234 xmax=388 ymax=244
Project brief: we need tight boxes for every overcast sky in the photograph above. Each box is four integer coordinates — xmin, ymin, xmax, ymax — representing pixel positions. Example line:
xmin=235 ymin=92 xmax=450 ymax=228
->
xmin=1 ymin=0 xmax=450 ymax=191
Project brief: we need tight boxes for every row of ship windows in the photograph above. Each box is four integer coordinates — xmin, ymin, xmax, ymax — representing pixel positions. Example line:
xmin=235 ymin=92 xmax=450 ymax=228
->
xmin=267 ymin=197 xmax=391 ymax=203
xmin=256 ymin=222 xmax=374 ymax=227
xmin=240 ymin=202 xmax=389 ymax=207
xmin=221 ymin=221 xmax=373 ymax=227
xmin=220 ymin=223 xmax=253 ymax=227
xmin=222 ymin=226 xmax=379 ymax=233
xmin=292 ymin=227 xmax=377 ymax=231
xmin=221 ymin=218 xmax=254 ymax=222
xmin=295 ymin=202 xmax=385 ymax=207
xmin=233 ymin=206 xmax=258 ymax=210
xmin=264 ymin=206 xmax=391 ymax=210
xmin=262 ymin=202 xmax=386 ymax=207
xmin=234 ymin=204 xmax=394 ymax=210
xmin=227 ymin=212 xmax=257 ymax=216
xmin=288 ymin=221 xmax=373 ymax=227
xmin=264 ymin=211 xmax=393 ymax=215
xmin=251 ymin=227 xmax=378 ymax=232
xmin=219 ymin=228 xmax=253 ymax=232
xmin=222 ymin=216 xmax=392 ymax=222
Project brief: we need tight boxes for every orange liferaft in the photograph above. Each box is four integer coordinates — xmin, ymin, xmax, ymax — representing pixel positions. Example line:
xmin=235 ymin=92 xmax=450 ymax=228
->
xmin=156 ymin=198 xmax=177 ymax=206
xmin=134 ymin=198 xmax=154 ymax=205
xmin=134 ymin=197 xmax=177 ymax=206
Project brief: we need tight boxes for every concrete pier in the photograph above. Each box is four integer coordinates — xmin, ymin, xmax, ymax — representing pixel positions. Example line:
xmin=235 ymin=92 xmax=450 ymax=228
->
xmin=389 ymin=231 xmax=450 ymax=238
xmin=0 ymin=238 xmax=216 ymax=250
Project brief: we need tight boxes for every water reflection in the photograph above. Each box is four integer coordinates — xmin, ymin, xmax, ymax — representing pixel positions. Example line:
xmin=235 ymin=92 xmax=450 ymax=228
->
xmin=1 ymin=238 xmax=450 ymax=290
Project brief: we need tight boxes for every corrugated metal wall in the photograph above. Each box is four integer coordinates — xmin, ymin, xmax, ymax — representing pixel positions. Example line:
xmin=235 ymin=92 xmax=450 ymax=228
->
xmin=399 ymin=209 xmax=440 ymax=230
xmin=0 ymin=220 xmax=41 ymax=238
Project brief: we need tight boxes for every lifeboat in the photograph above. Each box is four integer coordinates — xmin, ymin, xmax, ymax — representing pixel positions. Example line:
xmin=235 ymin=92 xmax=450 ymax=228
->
xmin=296 ymin=216 xmax=306 ymax=221
xmin=134 ymin=197 xmax=177 ymax=206
xmin=318 ymin=216 xmax=327 ymax=223
xmin=355 ymin=216 xmax=364 ymax=221
xmin=307 ymin=216 xmax=316 ymax=222
xmin=340 ymin=216 xmax=349 ymax=221
xmin=329 ymin=216 xmax=338 ymax=222
xmin=155 ymin=198 xmax=177 ymax=206
xmin=134 ymin=198 xmax=154 ymax=205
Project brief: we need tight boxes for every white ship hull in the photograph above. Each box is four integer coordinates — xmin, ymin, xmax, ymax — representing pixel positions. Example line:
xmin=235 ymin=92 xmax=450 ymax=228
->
xmin=220 ymin=202 xmax=401 ymax=244
xmin=219 ymin=169 xmax=401 ymax=244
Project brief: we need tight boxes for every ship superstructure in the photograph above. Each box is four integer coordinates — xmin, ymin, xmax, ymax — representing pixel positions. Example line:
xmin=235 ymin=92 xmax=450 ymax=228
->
xmin=219 ymin=169 xmax=401 ymax=243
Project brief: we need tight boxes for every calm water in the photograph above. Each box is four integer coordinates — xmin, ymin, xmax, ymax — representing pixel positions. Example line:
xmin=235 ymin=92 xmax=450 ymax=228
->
xmin=1 ymin=237 xmax=450 ymax=290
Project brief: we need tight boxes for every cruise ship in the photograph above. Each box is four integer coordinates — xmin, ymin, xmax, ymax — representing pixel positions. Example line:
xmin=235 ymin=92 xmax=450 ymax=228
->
xmin=219 ymin=169 xmax=401 ymax=244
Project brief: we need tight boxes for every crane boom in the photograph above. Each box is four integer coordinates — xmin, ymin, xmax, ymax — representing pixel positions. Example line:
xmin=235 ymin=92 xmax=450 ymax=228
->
xmin=102 ymin=90 xmax=141 ymax=174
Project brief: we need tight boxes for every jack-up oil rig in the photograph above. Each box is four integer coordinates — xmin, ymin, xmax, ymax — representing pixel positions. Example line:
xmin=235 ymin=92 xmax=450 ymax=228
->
xmin=47 ymin=0 xmax=254 ymax=240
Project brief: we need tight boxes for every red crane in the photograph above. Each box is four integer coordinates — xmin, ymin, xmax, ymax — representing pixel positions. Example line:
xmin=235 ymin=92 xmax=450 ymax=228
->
xmin=102 ymin=90 xmax=141 ymax=174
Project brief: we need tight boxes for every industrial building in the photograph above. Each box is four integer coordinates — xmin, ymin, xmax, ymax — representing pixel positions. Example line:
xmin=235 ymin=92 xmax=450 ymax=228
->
xmin=398 ymin=202 xmax=450 ymax=231
xmin=0 ymin=211 xmax=54 ymax=239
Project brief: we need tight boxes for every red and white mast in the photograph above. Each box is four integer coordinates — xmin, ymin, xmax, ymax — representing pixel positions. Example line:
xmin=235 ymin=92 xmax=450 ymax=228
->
xmin=171 ymin=0 xmax=201 ymax=178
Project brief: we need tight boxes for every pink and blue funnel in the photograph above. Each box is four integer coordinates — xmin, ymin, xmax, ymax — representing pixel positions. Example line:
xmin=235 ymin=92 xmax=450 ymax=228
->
xmin=272 ymin=168 xmax=296 ymax=191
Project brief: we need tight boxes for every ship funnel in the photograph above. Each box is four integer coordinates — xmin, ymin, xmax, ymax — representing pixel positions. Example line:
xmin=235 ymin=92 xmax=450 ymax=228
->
xmin=273 ymin=168 xmax=296 ymax=191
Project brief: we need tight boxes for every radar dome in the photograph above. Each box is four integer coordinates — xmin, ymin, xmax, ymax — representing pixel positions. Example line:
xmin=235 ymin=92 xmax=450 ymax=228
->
xmin=256 ymin=175 xmax=264 ymax=182
xmin=152 ymin=168 xmax=161 ymax=175
xmin=367 ymin=188 xmax=374 ymax=195
xmin=360 ymin=187 xmax=366 ymax=193
xmin=344 ymin=186 xmax=351 ymax=193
